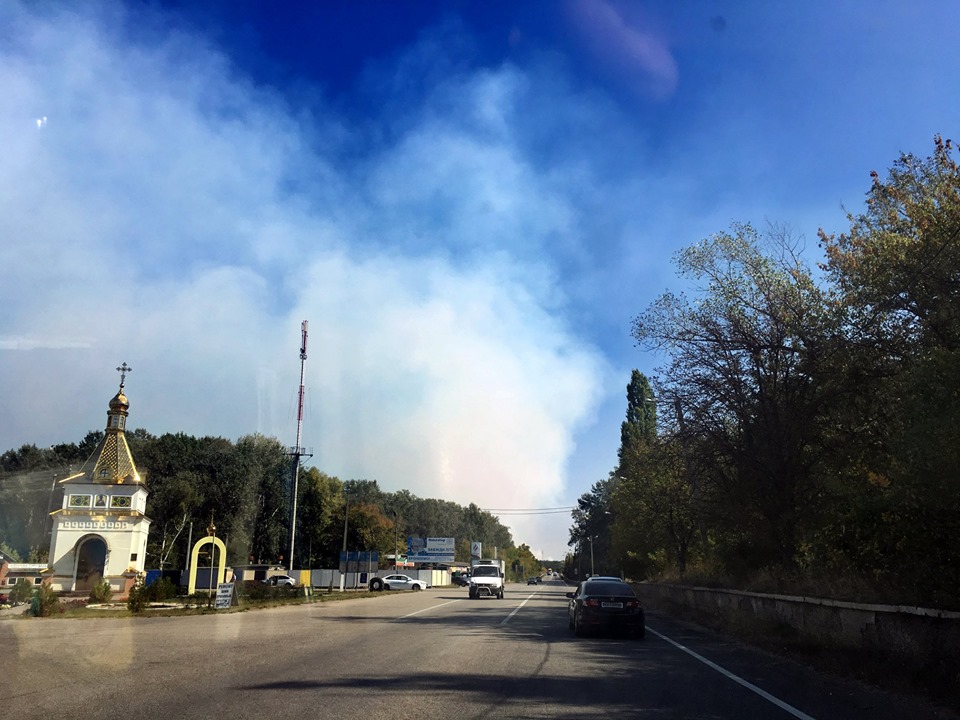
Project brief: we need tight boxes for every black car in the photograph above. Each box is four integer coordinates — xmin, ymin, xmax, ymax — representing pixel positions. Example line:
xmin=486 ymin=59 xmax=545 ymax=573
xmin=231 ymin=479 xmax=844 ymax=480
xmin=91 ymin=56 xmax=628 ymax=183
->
xmin=567 ymin=580 xmax=645 ymax=638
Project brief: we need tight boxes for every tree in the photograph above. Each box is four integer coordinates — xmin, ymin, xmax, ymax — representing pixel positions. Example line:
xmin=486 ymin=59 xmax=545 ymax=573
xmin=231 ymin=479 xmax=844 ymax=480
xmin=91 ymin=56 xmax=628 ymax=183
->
xmin=633 ymin=224 xmax=839 ymax=572
xmin=821 ymin=135 xmax=960 ymax=353
xmin=569 ymin=479 xmax=614 ymax=578
xmin=144 ymin=470 xmax=200 ymax=570
xmin=501 ymin=543 xmax=540 ymax=581
xmin=817 ymin=137 xmax=960 ymax=605
xmin=348 ymin=502 xmax=395 ymax=555
xmin=297 ymin=468 xmax=344 ymax=567
xmin=618 ymin=370 xmax=657 ymax=465
xmin=612 ymin=436 xmax=698 ymax=577
xmin=232 ymin=434 xmax=288 ymax=565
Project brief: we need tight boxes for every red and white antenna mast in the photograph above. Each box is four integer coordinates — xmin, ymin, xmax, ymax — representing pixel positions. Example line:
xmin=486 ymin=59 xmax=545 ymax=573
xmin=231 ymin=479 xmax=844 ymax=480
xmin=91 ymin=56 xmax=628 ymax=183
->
xmin=288 ymin=320 xmax=311 ymax=574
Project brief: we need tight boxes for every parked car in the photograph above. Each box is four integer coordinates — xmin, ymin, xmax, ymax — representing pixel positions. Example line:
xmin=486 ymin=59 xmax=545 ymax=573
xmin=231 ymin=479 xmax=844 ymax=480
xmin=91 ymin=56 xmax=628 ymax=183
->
xmin=452 ymin=573 xmax=470 ymax=587
xmin=381 ymin=574 xmax=429 ymax=591
xmin=264 ymin=574 xmax=297 ymax=586
xmin=567 ymin=580 xmax=645 ymax=639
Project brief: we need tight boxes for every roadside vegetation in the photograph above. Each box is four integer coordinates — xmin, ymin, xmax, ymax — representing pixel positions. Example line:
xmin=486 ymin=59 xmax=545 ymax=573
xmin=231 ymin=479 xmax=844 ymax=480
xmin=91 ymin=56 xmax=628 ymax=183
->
xmin=1 ymin=448 xmax=514 ymax=574
xmin=2 ymin=581 xmax=398 ymax=620
xmin=568 ymin=138 xmax=960 ymax=611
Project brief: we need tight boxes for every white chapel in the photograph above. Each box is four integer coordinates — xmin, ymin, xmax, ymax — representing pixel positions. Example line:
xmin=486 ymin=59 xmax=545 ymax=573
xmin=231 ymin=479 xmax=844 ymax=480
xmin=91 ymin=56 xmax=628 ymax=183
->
xmin=46 ymin=364 xmax=151 ymax=595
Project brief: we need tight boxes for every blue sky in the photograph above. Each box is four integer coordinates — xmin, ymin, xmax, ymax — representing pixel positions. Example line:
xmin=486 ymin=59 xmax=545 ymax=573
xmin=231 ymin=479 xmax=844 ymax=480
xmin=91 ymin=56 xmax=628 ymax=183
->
xmin=2 ymin=1 xmax=958 ymax=559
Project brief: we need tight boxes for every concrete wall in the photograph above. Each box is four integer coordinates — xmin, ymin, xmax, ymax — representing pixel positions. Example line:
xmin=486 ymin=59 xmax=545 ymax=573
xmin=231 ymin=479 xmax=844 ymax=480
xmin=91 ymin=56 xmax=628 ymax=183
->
xmin=635 ymin=582 xmax=960 ymax=674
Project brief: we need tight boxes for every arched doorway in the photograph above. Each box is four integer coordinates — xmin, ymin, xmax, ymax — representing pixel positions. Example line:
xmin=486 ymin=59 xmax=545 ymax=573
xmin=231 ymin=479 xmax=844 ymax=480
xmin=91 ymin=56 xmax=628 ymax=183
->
xmin=75 ymin=536 xmax=108 ymax=592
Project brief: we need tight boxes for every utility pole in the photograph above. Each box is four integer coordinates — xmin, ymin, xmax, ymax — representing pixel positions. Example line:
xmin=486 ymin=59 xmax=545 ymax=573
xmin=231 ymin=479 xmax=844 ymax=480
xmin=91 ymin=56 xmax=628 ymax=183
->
xmin=394 ymin=510 xmax=400 ymax=573
xmin=339 ymin=492 xmax=350 ymax=591
xmin=287 ymin=321 xmax=313 ymax=576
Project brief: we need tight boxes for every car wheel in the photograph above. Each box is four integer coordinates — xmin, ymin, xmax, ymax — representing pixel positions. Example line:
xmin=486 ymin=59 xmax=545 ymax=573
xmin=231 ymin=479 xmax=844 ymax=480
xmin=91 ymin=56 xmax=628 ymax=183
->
xmin=384 ymin=584 xmax=391 ymax=591
xmin=369 ymin=577 xmax=384 ymax=592
xmin=574 ymin=610 xmax=586 ymax=637
xmin=412 ymin=584 xmax=421 ymax=591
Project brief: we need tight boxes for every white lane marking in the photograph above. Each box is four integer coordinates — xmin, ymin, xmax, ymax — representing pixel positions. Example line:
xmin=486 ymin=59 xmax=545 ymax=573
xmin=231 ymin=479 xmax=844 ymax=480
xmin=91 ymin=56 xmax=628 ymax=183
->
xmin=398 ymin=600 xmax=459 ymax=619
xmin=648 ymin=627 xmax=816 ymax=720
xmin=501 ymin=593 xmax=536 ymax=625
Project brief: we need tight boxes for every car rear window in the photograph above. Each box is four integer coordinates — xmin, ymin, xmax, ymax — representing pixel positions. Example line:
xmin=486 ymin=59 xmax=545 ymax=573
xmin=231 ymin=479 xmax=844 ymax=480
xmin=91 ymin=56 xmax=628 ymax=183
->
xmin=584 ymin=582 xmax=633 ymax=596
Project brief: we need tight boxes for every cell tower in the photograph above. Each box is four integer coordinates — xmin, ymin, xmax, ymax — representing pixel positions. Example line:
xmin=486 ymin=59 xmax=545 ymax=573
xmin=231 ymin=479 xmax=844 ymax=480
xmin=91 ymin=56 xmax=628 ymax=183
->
xmin=287 ymin=320 xmax=312 ymax=574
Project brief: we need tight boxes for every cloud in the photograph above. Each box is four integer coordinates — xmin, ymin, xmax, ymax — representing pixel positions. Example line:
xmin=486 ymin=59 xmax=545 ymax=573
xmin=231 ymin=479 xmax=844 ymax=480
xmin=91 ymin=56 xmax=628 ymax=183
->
xmin=564 ymin=0 xmax=678 ymax=101
xmin=0 ymin=337 xmax=91 ymax=350
xmin=0 ymin=1 xmax=610 ymax=558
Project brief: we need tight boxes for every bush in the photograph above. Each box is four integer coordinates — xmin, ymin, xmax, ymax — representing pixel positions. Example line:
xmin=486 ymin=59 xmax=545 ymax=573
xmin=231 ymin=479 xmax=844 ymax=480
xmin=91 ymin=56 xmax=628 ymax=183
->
xmin=10 ymin=578 xmax=34 ymax=605
xmin=89 ymin=578 xmax=113 ymax=604
xmin=144 ymin=576 xmax=177 ymax=602
xmin=30 ymin=584 xmax=62 ymax=617
xmin=126 ymin=574 xmax=149 ymax=613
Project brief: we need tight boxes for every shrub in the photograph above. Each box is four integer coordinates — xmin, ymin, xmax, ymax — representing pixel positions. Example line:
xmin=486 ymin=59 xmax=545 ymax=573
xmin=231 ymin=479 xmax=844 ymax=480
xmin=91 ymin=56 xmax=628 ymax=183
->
xmin=89 ymin=578 xmax=113 ymax=604
xmin=126 ymin=574 xmax=149 ymax=614
xmin=10 ymin=579 xmax=34 ymax=605
xmin=144 ymin=576 xmax=177 ymax=602
xmin=30 ymin=584 xmax=62 ymax=617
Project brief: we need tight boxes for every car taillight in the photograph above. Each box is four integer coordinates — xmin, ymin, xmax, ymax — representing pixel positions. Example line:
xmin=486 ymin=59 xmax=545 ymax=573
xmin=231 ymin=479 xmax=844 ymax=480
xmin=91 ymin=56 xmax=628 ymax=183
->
xmin=584 ymin=598 xmax=601 ymax=607
xmin=625 ymin=600 xmax=639 ymax=608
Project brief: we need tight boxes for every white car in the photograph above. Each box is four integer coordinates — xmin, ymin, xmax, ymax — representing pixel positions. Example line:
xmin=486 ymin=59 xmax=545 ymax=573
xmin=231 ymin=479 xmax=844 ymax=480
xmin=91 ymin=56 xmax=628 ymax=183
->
xmin=264 ymin=574 xmax=297 ymax=586
xmin=382 ymin=574 xmax=429 ymax=591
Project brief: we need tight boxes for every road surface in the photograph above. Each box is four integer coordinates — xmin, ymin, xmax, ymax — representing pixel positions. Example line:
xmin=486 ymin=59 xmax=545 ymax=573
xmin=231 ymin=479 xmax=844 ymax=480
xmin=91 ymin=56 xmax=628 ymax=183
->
xmin=0 ymin=577 xmax=954 ymax=719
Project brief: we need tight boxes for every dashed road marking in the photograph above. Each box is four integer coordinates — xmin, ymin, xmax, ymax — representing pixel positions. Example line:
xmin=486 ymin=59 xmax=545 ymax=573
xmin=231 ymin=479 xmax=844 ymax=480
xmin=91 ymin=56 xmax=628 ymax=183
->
xmin=397 ymin=599 xmax=459 ymax=619
xmin=501 ymin=593 xmax=536 ymax=625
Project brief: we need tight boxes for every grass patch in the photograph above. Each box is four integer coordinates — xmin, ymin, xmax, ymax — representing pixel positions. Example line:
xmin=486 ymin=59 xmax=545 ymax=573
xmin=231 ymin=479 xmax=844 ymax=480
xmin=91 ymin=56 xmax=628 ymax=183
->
xmin=3 ymin=587 xmax=392 ymax=620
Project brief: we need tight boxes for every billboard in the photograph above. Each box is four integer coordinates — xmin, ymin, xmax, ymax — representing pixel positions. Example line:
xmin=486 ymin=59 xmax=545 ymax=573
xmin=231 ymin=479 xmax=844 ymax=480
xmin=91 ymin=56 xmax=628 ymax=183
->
xmin=470 ymin=541 xmax=482 ymax=561
xmin=407 ymin=536 xmax=456 ymax=563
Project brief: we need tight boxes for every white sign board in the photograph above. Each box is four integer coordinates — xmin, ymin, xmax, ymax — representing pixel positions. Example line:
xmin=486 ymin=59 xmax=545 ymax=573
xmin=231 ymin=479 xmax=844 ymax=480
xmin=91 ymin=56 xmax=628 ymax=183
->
xmin=470 ymin=541 xmax=482 ymax=560
xmin=215 ymin=582 xmax=234 ymax=609
xmin=407 ymin=537 xmax=456 ymax=563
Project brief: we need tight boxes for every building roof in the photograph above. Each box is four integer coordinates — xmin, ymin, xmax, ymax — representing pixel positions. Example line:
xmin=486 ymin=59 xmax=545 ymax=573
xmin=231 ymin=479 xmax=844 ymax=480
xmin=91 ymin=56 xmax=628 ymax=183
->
xmin=67 ymin=378 xmax=143 ymax=486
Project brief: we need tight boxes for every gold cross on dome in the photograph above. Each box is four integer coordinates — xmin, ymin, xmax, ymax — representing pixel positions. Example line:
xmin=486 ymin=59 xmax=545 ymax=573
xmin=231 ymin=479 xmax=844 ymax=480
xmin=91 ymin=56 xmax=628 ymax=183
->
xmin=116 ymin=362 xmax=132 ymax=388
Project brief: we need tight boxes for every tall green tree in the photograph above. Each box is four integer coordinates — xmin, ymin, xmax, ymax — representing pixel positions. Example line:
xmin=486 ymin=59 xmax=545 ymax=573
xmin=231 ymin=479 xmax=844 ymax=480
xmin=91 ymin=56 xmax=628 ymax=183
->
xmin=817 ymin=136 xmax=960 ymax=604
xmin=612 ymin=436 xmax=697 ymax=578
xmin=569 ymin=478 xmax=614 ymax=578
xmin=297 ymin=467 xmax=343 ymax=567
xmin=618 ymin=370 xmax=656 ymax=464
xmin=633 ymin=225 xmax=839 ymax=572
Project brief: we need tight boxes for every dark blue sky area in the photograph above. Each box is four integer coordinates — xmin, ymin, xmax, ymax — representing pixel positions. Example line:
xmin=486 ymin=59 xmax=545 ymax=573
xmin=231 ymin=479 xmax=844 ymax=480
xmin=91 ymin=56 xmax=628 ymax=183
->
xmin=151 ymin=1 xmax=554 ymax=96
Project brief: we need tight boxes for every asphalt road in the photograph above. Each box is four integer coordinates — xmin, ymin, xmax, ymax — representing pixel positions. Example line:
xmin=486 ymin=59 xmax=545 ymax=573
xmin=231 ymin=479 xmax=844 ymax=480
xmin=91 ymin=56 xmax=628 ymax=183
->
xmin=0 ymin=577 xmax=955 ymax=719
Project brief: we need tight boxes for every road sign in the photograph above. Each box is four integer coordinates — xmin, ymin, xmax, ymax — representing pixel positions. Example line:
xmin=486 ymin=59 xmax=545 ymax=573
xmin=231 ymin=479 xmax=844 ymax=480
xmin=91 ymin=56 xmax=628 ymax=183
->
xmin=214 ymin=582 xmax=234 ymax=610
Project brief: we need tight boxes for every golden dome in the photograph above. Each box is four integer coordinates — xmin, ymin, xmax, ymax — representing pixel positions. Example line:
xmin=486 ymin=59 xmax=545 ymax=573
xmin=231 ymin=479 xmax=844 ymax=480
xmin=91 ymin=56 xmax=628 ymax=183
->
xmin=109 ymin=390 xmax=129 ymax=411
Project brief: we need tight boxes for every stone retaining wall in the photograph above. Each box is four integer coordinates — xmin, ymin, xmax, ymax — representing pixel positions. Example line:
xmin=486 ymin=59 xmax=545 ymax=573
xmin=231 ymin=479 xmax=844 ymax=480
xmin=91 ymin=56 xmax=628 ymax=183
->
xmin=635 ymin=582 xmax=960 ymax=676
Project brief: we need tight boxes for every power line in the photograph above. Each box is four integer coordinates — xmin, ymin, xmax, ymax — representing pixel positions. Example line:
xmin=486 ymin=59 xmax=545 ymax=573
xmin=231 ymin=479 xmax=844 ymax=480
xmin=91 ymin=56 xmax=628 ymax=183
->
xmin=482 ymin=506 xmax=575 ymax=516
